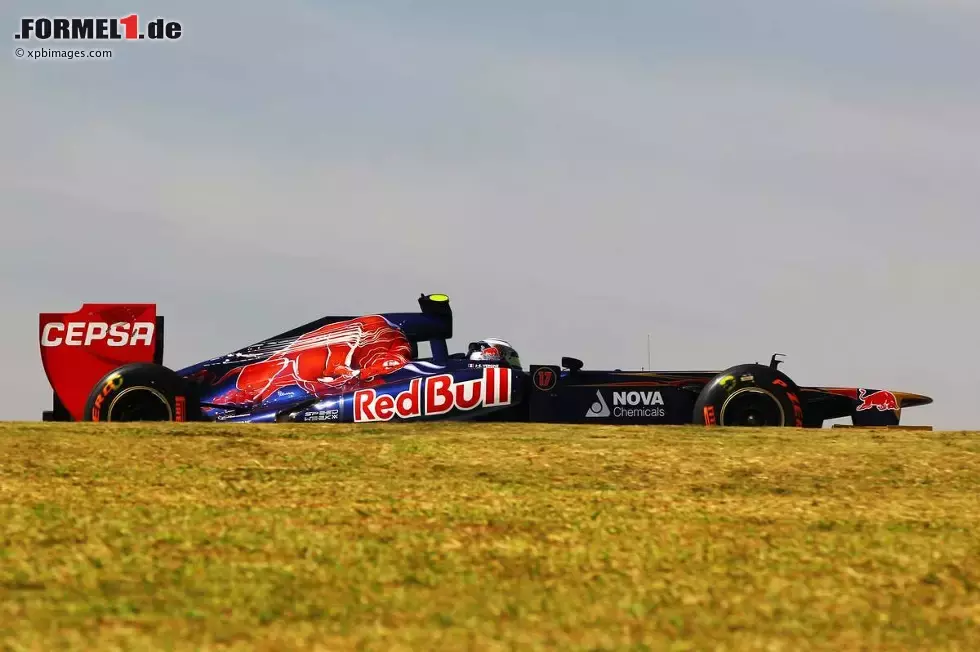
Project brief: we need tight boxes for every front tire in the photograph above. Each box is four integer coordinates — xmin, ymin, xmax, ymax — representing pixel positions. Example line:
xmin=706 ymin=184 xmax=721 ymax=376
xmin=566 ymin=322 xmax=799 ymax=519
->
xmin=694 ymin=363 xmax=804 ymax=427
xmin=83 ymin=363 xmax=193 ymax=422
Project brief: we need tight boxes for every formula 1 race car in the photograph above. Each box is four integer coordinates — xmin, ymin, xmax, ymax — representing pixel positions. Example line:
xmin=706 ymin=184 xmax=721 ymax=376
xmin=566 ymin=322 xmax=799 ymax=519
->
xmin=38 ymin=293 xmax=933 ymax=428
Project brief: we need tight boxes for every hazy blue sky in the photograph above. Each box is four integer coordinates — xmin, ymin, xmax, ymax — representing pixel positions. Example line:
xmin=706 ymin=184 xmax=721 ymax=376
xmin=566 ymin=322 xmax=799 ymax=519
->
xmin=3 ymin=1 xmax=978 ymax=428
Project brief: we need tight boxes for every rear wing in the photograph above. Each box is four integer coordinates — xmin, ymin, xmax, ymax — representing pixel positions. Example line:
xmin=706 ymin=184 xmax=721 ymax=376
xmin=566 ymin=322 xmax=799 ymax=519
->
xmin=39 ymin=293 xmax=446 ymax=421
xmin=39 ymin=304 xmax=165 ymax=421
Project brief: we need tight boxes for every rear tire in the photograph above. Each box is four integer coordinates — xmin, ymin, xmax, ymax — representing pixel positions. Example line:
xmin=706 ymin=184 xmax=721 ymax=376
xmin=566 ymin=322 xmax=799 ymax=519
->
xmin=694 ymin=363 xmax=804 ymax=427
xmin=83 ymin=363 xmax=193 ymax=422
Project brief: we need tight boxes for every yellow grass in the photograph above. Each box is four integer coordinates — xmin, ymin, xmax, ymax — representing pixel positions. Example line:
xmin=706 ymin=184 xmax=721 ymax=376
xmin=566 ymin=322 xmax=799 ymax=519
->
xmin=1 ymin=421 xmax=979 ymax=651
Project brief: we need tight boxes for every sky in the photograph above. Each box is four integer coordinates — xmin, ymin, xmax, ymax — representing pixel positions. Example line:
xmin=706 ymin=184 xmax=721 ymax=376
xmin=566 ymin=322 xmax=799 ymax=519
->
xmin=2 ymin=1 xmax=978 ymax=429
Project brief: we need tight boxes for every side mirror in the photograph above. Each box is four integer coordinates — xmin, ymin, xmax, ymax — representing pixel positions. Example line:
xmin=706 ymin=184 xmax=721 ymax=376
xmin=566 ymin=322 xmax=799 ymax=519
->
xmin=561 ymin=356 xmax=584 ymax=372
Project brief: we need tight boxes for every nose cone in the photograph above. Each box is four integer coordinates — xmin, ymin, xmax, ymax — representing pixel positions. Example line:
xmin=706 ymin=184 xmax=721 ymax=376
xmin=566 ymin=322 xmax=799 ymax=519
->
xmin=895 ymin=392 xmax=933 ymax=408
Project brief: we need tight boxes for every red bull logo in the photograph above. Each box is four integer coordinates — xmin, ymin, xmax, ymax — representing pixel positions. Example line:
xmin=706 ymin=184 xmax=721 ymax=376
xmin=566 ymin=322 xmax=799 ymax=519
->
xmin=353 ymin=367 xmax=511 ymax=422
xmin=856 ymin=388 xmax=899 ymax=412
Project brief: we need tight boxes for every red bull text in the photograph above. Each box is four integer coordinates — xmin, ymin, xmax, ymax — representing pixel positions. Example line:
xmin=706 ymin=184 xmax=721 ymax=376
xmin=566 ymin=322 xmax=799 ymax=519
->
xmin=353 ymin=367 xmax=511 ymax=422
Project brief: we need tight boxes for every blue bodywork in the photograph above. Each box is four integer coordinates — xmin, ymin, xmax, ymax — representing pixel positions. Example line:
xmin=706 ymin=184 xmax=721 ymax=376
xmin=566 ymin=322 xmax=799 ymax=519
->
xmin=172 ymin=295 xmax=528 ymax=423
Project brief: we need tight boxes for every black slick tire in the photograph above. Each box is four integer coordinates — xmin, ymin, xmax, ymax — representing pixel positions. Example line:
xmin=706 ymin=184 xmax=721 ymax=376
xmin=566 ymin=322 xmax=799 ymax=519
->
xmin=83 ymin=363 xmax=192 ymax=422
xmin=693 ymin=363 xmax=804 ymax=427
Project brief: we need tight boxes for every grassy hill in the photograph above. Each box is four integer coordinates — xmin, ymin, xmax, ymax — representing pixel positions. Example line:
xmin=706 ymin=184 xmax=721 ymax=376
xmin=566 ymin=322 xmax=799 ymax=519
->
xmin=2 ymin=422 xmax=979 ymax=650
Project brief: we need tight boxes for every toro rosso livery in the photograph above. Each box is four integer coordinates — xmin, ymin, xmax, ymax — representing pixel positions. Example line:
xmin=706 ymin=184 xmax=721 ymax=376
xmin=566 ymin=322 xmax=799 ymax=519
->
xmin=38 ymin=294 xmax=932 ymax=428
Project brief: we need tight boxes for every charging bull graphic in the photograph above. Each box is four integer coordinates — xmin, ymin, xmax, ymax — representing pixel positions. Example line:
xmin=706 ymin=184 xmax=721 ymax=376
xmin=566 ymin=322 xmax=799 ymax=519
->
xmin=856 ymin=388 xmax=899 ymax=412
xmin=210 ymin=315 xmax=412 ymax=406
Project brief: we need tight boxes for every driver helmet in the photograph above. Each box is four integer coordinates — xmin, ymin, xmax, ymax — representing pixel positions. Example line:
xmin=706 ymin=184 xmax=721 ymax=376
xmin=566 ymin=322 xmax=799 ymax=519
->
xmin=467 ymin=338 xmax=522 ymax=368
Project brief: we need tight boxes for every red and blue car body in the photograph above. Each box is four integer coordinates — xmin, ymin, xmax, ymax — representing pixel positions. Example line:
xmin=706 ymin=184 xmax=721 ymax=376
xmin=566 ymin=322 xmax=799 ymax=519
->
xmin=38 ymin=294 xmax=933 ymax=428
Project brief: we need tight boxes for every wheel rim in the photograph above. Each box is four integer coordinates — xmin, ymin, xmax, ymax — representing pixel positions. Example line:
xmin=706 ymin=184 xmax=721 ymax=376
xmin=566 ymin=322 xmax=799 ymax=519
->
xmin=106 ymin=387 xmax=173 ymax=422
xmin=719 ymin=388 xmax=785 ymax=427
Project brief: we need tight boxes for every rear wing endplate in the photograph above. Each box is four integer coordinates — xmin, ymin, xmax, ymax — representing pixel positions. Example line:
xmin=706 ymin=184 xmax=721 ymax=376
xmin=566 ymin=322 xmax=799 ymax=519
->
xmin=41 ymin=313 xmax=165 ymax=421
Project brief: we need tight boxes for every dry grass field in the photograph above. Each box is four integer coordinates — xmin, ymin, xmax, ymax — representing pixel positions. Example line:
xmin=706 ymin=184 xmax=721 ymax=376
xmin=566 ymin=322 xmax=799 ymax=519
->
xmin=1 ymin=421 xmax=979 ymax=651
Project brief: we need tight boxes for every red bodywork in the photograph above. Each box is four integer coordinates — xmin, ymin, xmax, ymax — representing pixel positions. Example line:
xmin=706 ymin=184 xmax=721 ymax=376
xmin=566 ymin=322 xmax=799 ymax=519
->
xmin=38 ymin=304 xmax=158 ymax=421
xmin=209 ymin=315 xmax=413 ymax=406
